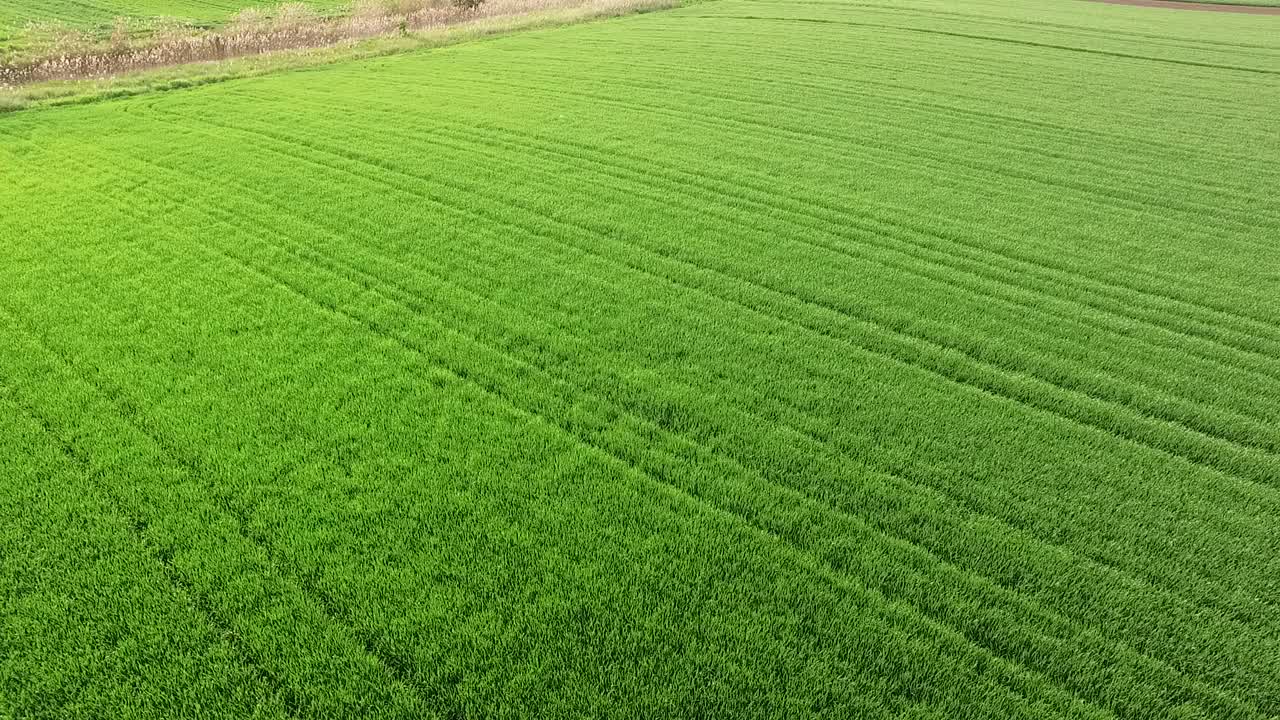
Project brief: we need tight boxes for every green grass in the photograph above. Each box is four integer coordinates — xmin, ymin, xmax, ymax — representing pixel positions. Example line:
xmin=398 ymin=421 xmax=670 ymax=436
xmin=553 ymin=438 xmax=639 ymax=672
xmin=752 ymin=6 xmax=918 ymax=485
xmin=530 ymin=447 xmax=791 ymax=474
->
xmin=0 ymin=0 xmax=347 ymax=28
xmin=2 ymin=0 xmax=1279 ymax=717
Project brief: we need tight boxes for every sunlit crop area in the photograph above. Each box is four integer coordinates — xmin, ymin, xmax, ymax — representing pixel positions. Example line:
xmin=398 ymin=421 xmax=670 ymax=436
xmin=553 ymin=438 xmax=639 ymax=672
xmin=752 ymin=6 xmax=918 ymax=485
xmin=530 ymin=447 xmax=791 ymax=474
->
xmin=2 ymin=0 xmax=1278 ymax=717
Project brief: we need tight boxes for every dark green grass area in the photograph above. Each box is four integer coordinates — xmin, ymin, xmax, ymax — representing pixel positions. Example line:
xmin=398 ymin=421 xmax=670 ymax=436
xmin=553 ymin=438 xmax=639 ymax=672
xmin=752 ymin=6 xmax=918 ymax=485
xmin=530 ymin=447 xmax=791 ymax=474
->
xmin=2 ymin=0 xmax=1279 ymax=717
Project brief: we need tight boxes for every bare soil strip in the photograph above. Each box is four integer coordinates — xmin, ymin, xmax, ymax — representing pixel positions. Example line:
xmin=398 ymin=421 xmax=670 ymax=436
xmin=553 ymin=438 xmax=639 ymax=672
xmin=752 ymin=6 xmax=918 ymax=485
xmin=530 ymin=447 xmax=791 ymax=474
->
xmin=1089 ymin=0 xmax=1280 ymax=14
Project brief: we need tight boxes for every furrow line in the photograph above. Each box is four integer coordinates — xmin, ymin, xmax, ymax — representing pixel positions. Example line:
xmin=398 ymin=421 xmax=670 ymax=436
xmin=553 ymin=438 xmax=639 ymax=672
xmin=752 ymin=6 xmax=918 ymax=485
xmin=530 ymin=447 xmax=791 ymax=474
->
xmin=250 ymin=70 xmax=1280 ymax=348
xmin=0 ymin=313 xmax=313 ymax=719
xmin=445 ymin=49 xmax=1280 ymax=216
xmin=812 ymin=1 xmax=1280 ymax=54
xmin=156 ymin=106 xmax=1280 ymax=491
xmin=65 ymin=127 xmax=1143 ymax=715
xmin=410 ymin=120 xmax=1280 ymax=437
xmin=118 ymin=114 xmax=1280 ymax=626
xmin=344 ymin=70 xmax=1280 ymax=349
xmin=593 ymin=22 xmax=1280 ymax=127
xmin=232 ymin=84 xmax=1280 ymax=397
xmin=549 ymin=62 xmax=1280 ymax=222
xmin=458 ymin=68 xmax=1280 ymax=260
xmin=516 ymin=29 xmax=1280 ymax=163
xmin=688 ymin=14 xmax=1280 ymax=75
xmin=155 ymin=192 xmax=1120 ymax=720
xmin=0 ymin=172 xmax=445 ymax=719
xmin=129 ymin=153 xmax=1264 ymax=718
xmin=97 ymin=121 xmax=1269 ymax=707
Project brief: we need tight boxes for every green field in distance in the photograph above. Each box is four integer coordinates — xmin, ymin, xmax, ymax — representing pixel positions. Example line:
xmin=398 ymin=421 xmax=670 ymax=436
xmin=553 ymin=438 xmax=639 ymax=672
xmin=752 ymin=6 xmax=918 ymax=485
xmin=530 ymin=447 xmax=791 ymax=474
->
xmin=0 ymin=0 xmax=348 ymax=32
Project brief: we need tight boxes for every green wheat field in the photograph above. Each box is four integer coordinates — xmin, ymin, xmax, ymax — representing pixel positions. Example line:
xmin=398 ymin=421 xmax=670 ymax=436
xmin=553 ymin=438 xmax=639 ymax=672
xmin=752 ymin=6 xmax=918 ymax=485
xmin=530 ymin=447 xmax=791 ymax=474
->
xmin=2 ymin=0 xmax=1278 ymax=717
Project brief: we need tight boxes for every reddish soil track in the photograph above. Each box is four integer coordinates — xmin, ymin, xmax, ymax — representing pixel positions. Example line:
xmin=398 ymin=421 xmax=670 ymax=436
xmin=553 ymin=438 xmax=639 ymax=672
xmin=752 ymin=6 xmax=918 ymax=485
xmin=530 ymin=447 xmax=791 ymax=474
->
xmin=1089 ymin=0 xmax=1280 ymax=14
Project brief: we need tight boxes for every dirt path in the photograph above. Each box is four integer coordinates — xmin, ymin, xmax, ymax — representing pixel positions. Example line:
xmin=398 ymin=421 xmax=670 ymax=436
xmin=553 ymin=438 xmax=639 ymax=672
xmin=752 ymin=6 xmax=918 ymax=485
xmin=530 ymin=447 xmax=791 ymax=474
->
xmin=1089 ymin=0 xmax=1280 ymax=14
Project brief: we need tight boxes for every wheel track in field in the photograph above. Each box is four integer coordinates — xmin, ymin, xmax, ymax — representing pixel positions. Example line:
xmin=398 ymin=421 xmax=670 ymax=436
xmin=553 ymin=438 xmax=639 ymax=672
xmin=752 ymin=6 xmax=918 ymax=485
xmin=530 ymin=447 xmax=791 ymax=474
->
xmin=85 ymin=120 xmax=1274 ymax=712
xmin=324 ymin=66 xmax=1280 ymax=357
xmin=402 ymin=113 xmax=1280 ymax=449
xmin=604 ymin=46 xmax=1280 ymax=197
xmin=138 ymin=100 xmax=1280 ymax=549
xmin=136 ymin=97 xmax=1280 ymax=516
xmin=142 ymin=148 xmax=1278 ymax=710
xmin=325 ymin=59 xmax=1280 ymax=288
xmin=47 ymin=133 xmax=1159 ymax=718
xmin=591 ymin=31 xmax=1280 ymax=198
xmin=290 ymin=73 xmax=1280 ymax=400
xmin=507 ymin=33 xmax=1280 ymax=182
xmin=145 ymin=101 xmax=1280 ymax=495
xmin=434 ymin=68 xmax=1280 ymax=332
xmin=353 ymin=55 xmax=1280 ymax=243
xmin=604 ymin=20 xmax=1280 ymax=120
xmin=24 ymin=50 xmax=1280 ymax=357
xmin=130 ymin=144 xmax=1275 ymax=717
xmin=122 ymin=117 xmax=1278 ymax=601
xmin=1087 ymin=0 xmax=1280 ymax=16
xmin=449 ymin=119 xmax=1280 ymax=401
xmin=0 ymin=218 xmax=446 ymax=719
xmin=156 ymin=110 xmax=1280 ymax=605
xmin=614 ymin=20 xmax=1280 ymax=129
xmin=130 ymin=188 xmax=1106 ymax=720
xmin=416 ymin=118 xmax=1280 ymax=438
xmin=0 ymin=330 xmax=310 ymax=720
xmin=688 ymin=14 xmax=1280 ymax=75
xmin=779 ymin=0 xmax=1280 ymax=47
xmin=145 ymin=105 xmax=1280 ymax=650
xmin=527 ymin=56 xmax=1280 ymax=230
xmin=148 ymin=203 xmax=1160 ymax=720
xmin=681 ymin=10 xmax=1280 ymax=77
xmin=471 ymin=28 xmax=1280 ymax=247
xmin=9 ymin=144 xmax=1001 ymax=720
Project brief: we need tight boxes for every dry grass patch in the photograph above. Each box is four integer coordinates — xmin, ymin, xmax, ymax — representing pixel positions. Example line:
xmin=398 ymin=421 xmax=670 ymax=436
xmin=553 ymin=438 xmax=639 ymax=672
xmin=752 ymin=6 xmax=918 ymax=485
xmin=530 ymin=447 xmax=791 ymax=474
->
xmin=0 ymin=0 xmax=657 ymax=87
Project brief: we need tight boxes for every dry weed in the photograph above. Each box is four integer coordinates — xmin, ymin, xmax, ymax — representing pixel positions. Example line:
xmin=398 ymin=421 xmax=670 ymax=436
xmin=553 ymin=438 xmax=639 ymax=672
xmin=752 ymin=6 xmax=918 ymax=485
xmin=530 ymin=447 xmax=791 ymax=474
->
xmin=0 ymin=0 xmax=666 ymax=88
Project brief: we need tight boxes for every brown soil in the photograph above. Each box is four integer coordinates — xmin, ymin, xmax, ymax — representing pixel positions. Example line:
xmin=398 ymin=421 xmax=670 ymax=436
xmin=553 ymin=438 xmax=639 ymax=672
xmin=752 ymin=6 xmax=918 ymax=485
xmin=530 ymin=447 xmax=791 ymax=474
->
xmin=1089 ymin=0 xmax=1280 ymax=14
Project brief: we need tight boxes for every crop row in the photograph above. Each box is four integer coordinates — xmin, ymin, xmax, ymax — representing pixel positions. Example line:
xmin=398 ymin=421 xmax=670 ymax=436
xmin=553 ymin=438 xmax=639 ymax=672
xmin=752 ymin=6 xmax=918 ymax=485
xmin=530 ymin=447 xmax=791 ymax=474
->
xmin=2 ymin=0 xmax=1277 ymax=716
xmin=14 ymin=95 xmax=1274 ymax=714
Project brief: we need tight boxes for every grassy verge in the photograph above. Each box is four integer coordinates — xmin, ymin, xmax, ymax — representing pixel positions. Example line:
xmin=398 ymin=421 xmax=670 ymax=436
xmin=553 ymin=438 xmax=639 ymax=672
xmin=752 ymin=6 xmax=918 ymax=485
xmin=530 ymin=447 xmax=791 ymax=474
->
xmin=0 ymin=0 xmax=679 ymax=113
